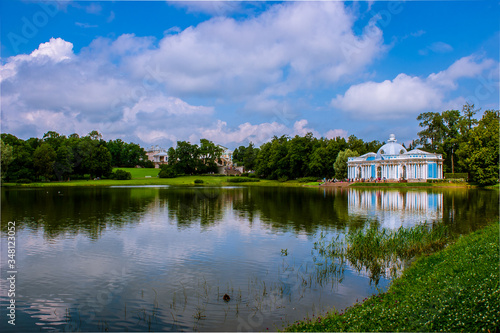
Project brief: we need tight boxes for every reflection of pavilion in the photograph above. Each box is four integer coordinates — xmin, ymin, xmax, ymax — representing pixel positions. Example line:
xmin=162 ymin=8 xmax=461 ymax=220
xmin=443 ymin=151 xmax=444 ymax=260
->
xmin=348 ymin=189 xmax=443 ymax=228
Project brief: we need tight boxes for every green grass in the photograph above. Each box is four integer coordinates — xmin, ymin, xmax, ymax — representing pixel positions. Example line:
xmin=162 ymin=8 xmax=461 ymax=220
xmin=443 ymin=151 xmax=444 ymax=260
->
xmin=286 ymin=222 xmax=500 ymax=332
xmin=115 ymin=167 xmax=159 ymax=178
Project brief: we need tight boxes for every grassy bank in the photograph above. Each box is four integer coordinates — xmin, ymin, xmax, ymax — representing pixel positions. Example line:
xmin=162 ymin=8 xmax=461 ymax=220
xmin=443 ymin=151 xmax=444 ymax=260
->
xmin=1 ymin=168 xmax=308 ymax=187
xmin=286 ymin=222 xmax=500 ymax=332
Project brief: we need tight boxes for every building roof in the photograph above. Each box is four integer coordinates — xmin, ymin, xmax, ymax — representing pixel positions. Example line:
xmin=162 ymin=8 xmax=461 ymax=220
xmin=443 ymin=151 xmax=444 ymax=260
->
xmin=377 ymin=134 xmax=407 ymax=157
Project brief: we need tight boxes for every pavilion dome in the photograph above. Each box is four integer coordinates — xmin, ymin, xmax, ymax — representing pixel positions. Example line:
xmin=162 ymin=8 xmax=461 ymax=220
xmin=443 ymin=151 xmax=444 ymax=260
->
xmin=377 ymin=134 xmax=407 ymax=157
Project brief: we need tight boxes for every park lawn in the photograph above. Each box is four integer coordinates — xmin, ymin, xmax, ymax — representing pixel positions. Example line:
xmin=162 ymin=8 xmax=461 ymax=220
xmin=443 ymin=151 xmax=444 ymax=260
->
xmin=285 ymin=222 xmax=500 ymax=332
xmin=114 ymin=167 xmax=159 ymax=178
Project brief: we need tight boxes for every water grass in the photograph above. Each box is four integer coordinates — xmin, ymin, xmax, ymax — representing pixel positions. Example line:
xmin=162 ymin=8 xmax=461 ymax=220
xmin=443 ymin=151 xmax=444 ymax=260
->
xmin=313 ymin=223 xmax=453 ymax=284
xmin=286 ymin=222 xmax=500 ymax=332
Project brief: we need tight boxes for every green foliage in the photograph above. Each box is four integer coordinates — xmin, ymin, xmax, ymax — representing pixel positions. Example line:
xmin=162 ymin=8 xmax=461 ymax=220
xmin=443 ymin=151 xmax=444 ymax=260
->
xmin=427 ymin=179 xmax=465 ymax=184
xmin=444 ymin=172 xmax=468 ymax=179
xmin=0 ymin=139 xmax=14 ymax=179
xmin=314 ymin=223 xmax=452 ymax=285
xmin=111 ymin=169 xmax=132 ymax=180
xmin=297 ymin=177 xmax=319 ymax=183
xmin=193 ymin=179 xmax=204 ymax=184
xmin=107 ymin=139 xmax=148 ymax=167
xmin=333 ymin=149 xmax=358 ymax=179
xmin=33 ymin=143 xmax=57 ymax=180
xmin=288 ymin=223 xmax=499 ymax=332
xmin=459 ymin=110 xmax=499 ymax=186
xmin=158 ymin=164 xmax=178 ymax=178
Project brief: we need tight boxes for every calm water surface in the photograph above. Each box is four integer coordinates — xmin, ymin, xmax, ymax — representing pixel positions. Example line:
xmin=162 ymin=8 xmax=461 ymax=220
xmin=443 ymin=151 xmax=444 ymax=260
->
xmin=1 ymin=186 xmax=498 ymax=332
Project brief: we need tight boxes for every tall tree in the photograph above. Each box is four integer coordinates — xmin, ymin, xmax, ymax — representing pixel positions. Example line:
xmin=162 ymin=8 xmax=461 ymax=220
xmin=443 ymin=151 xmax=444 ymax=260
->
xmin=33 ymin=143 xmax=57 ymax=180
xmin=458 ymin=110 xmax=499 ymax=185
xmin=416 ymin=112 xmax=445 ymax=152
xmin=334 ymin=149 xmax=359 ymax=179
xmin=0 ymin=139 xmax=14 ymax=179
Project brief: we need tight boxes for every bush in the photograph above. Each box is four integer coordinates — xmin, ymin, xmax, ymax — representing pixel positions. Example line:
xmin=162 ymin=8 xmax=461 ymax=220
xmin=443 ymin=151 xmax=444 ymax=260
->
xmin=444 ymin=173 xmax=468 ymax=180
xmin=297 ymin=177 xmax=319 ymax=183
xmin=248 ymin=173 xmax=257 ymax=178
xmin=278 ymin=176 xmax=289 ymax=182
xmin=194 ymin=179 xmax=204 ymax=184
xmin=241 ymin=172 xmax=249 ymax=177
xmin=226 ymin=177 xmax=260 ymax=183
xmin=158 ymin=164 xmax=177 ymax=178
xmin=427 ymin=179 xmax=466 ymax=184
xmin=111 ymin=169 xmax=132 ymax=180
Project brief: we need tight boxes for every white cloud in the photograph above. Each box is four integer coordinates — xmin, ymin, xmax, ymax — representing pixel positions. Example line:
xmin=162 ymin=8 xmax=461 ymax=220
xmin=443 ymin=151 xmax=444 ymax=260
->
xmin=325 ymin=129 xmax=348 ymax=139
xmin=332 ymin=74 xmax=443 ymax=118
xmin=168 ymin=1 xmax=243 ymax=16
xmin=332 ymin=54 xmax=498 ymax=119
xmin=131 ymin=1 xmax=385 ymax=104
xmin=419 ymin=41 xmax=453 ymax=55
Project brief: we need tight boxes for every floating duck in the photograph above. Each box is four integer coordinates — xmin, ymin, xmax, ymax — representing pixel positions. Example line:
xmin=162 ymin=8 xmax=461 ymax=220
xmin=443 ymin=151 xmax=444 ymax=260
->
xmin=223 ymin=294 xmax=230 ymax=302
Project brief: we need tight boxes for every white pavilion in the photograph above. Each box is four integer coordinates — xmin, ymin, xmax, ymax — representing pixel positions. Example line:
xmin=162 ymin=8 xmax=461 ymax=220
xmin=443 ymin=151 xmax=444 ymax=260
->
xmin=347 ymin=134 xmax=443 ymax=181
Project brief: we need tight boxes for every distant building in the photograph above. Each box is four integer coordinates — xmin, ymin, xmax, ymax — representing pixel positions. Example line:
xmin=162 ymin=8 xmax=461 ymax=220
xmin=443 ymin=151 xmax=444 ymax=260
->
xmin=146 ymin=145 xmax=169 ymax=168
xmin=347 ymin=134 xmax=444 ymax=181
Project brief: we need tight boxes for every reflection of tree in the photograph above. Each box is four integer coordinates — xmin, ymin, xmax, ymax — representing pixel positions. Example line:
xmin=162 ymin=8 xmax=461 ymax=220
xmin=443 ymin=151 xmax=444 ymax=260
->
xmin=2 ymin=187 xmax=497 ymax=242
xmin=160 ymin=188 xmax=227 ymax=227
xmin=1 ymin=188 xmax=155 ymax=239
xmin=441 ymin=189 xmax=500 ymax=233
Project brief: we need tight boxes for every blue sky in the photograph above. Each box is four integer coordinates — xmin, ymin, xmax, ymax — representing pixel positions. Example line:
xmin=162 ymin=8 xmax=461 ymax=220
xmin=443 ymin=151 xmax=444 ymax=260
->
xmin=1 ymin=1 xmax=498 ymax=149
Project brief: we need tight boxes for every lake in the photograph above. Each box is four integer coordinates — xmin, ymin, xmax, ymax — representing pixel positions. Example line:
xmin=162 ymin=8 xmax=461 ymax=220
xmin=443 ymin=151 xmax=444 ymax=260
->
xmin=1 ymin=186 xmax=498 ymax=332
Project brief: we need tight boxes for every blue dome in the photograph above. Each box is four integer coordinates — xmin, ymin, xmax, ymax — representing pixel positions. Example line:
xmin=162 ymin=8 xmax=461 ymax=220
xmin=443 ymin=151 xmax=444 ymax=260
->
xmin=377 ymin=134 xmax=407 ymax=158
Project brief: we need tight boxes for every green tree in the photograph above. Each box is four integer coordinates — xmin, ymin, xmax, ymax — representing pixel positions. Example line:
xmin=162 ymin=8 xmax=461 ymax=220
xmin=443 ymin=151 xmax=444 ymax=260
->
xmin=33 ymin=143 xmax=57 ymax=180
xmin=308 ymin=146 xmax=328 ymax=177
xmin=54 ymin=144 xmax=73 ymax=181
xmin=198 ymin=139 xmax=223 ymax=173
xmin=88 ymin=143 xmax=112 ymax=178
xmin=416 ymin=112 xmax=445 ymax=152
xmin=458 ymin=110 xmax=499 ymax=185
xmin=242 ymin=142 xmax=258 ymax=171
xmin=334 ymin=149 xmax=359 ymax=179
xmin=441 ymin=109 xmax=461 ymax=173
xmin=0 ymin=139 xmax=14 ymax=179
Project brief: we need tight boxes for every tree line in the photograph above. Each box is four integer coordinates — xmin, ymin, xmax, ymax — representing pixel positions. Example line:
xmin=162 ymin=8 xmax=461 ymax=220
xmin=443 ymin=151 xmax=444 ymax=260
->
xmin=1 ymin=103 xmax=498 ymax=185
xmin=413 ymin=104 xmax=499 ymax=185
xmin=232 ymin=103 xmax=498 ymax=185
xmin=0 ymin=130 xmax=150 ymax=182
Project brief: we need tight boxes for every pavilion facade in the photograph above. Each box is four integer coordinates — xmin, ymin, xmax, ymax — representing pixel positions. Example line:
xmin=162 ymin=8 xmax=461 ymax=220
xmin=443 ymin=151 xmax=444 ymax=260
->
xmin=347 ymin=134 xmax=443 ymax=181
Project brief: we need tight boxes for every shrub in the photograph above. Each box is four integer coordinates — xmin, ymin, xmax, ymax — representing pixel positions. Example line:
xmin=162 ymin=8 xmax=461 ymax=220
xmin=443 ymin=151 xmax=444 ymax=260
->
xmin=278 ymin=176 xmax=289 ymax=182
xmin=111 ymin=169 xmax=132 ymax=180
xmin=248 ymin=173 xmax=257 ymax=178
xmin=444 ymin=173 xmax=468 ymax=180
xmin=194 ymin=179 xmax=204 ymax=184
xmin=297 ymin=177 xmax=319 ymax=183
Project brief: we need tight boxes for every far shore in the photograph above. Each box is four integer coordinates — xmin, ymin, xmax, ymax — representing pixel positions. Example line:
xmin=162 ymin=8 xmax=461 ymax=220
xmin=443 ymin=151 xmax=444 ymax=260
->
xmin=2 ymin=176 xmax=493 ymax=189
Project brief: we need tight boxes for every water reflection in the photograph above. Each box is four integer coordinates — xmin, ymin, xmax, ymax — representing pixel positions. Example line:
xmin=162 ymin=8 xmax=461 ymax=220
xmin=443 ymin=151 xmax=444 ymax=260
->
xmin=0 ymin=186 xmax=498 ymax=332
xmin=348 ymin=189 xmax=443 ymax=229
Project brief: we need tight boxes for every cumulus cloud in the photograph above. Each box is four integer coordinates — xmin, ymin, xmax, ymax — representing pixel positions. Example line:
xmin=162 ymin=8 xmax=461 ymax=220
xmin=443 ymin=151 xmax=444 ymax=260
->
xmin=131 ymin=1 xmax=385 ymax=103
xmin=331 ymin=54 xmax=497 ymax=119
xmin=325 ymin=129 xmax=348 ymax=139
xmin=0 ymin=2 xmax=388 ymax=146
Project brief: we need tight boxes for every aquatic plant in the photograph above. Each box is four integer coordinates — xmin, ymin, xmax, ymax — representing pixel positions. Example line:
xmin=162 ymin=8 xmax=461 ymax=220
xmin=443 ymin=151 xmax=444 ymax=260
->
xmin=286 ymin=222 xmax=500 ymax=332
xmin=313 ymin=223 xmax=453 ymax=284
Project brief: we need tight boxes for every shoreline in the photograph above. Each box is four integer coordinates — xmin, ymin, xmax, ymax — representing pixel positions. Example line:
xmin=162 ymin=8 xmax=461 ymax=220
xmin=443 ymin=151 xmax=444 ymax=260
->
xmin=0 ymin=178 xmax=484 ymax=189
xmin=284 ymin=222 xmax=500 ymax=332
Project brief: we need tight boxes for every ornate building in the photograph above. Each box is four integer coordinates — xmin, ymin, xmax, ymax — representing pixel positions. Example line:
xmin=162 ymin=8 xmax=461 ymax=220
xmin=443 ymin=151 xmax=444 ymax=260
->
xmin=347 ymin=134 xmax=443 ymax=181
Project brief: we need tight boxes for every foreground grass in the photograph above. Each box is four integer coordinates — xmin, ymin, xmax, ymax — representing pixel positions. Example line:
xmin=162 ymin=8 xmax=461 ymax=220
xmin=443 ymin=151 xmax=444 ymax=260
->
xmin=286 ymin=222 xmax=500 ymax=332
